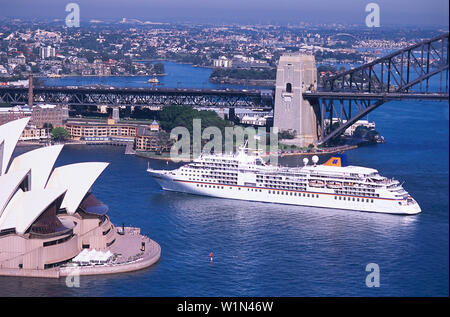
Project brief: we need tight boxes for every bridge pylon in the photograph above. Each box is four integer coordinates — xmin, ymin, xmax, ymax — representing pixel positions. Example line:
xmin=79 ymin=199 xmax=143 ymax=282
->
xmin=273 ymin=53 xmax=320 ymax=147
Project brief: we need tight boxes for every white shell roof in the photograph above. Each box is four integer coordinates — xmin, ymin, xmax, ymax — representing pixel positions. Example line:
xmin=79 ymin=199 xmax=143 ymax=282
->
xmin=46 ymin=162 xmax=109 ymax=215
xmin=0 ymin=119 xmax=112 ymax=235
xmin=8 ymin=145 xmax=64 ymax=190
xmin=0 ymin=117 xmax=30 ymax=175
xmin=0 ymin=187 xmax=67 ymax=234
xmin=0 ymin=140 xmax=4 ymax=175
xmin=0 ymin=168 xmax=30 ymax=217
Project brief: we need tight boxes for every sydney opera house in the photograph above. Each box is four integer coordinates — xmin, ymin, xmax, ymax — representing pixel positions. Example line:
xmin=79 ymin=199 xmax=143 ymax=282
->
xmin=0 ymin=118 xmax=160 ymax=278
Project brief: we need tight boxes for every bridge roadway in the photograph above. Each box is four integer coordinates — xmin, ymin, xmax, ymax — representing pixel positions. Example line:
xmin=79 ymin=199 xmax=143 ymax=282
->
xmin=2 ymin=86 xmax=447 ymax=109
xmin=0 ymin=86 xmax=274 ymax=109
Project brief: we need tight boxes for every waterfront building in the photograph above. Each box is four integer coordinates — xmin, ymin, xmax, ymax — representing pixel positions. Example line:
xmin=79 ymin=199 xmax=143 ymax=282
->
xmin=213 ymin=56 xmax=233 ymax=68
xmin=323 ymin=119 xmax=376 ymax=136
xmin=65 ymin=120 xmax=138 ymax=140
xmin=0 ymin=105 xmax=31 ymax=126
xmin=7 ymin=55 xmax=26 ymax=66
xmin=19 ymin=125 xmax=48 ymax=141
xmin=66 ymin=119 xmax=172 ymax=152
xmin=0 ymin=118 xmax=160 ymax=277
xmin=150 ymin=120 xmax=160 ymax=132
xmin=135 ymin=125 xmax=172 ymax=152
xmin=31 ymin=104 xmax=69 ymax=128
xmin=0 ymin=106 xmax=52 ymax=141
xmin=92 ymin=62 xmax=111 ymax=76
xmin=240 ymin=114 xmax=270 ymax=126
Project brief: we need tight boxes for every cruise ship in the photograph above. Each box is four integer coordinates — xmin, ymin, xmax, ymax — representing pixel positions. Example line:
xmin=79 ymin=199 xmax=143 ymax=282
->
xmin=147 ymin=147 xmax=421 ymax=215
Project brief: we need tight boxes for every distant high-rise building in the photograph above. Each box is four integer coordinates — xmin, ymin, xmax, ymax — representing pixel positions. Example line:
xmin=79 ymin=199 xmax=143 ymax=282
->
xmin=39 ymin=46 xmax=56 ymax=59
xmin=213 ymin=56 xmax=232 ymax=68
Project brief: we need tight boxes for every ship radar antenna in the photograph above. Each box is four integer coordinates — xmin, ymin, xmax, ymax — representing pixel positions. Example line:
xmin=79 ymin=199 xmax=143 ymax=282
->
xmin=312 ymin=155 xmax=319 ymax=167
xmin=303 ymin=158 xmax=309 ymax=166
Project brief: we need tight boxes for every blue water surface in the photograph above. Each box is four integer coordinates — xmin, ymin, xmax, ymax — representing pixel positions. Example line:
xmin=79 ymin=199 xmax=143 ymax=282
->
xmin=0 ymin=64 xmax=448 ymax=297
xmin=41 ymin=61 xmax=271 ymax=90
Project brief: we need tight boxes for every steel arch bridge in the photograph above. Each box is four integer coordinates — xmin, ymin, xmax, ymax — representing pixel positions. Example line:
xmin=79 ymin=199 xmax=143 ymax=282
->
xmin=0 ymin=86 xmax=274 ymax=109
xmin=304 ymin=32 xmax=449 ymax=145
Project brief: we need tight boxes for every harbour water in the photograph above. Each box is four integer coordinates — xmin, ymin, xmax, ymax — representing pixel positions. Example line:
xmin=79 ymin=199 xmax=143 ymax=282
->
xmin=1 ymin=95 xmax=448 ymax=297
xmin=41 ymin=61 xmax=272 ymax=90
xmin=1 ymin=61 xmax=448 ymax=297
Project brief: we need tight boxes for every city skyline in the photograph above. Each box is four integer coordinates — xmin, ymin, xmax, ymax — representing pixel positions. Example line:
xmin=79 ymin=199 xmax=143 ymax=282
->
xmin=0 ymin=0 xmax=448 ymax=27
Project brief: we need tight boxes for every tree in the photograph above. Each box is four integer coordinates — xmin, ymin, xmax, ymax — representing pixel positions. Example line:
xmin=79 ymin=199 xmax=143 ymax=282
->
xmin=156 ymin=131 xmax=170 ymax=154
xmin=51 ymin=127 xmax=70 ymax=141
xmin=43 ymin=123 xmax=53 ymax=137
xmin=278 ymin=130 xmax=296 ymax=140
xmin=152 ymin=62 xmax=165 ymax=75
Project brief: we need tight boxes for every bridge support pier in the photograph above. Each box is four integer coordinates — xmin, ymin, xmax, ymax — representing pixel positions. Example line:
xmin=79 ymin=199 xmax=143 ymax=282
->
xmin=112 ymin=107 xmax=120 ymax=122
xmin=273 ymin=53 xmax=320 ymax=147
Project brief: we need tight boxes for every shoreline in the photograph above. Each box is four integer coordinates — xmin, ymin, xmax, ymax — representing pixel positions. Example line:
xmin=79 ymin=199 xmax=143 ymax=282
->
xmin=209 ymin=77 xmax=275 ymax=87
xmin=278 ymin=145 xmax=358 ymax=157
xmin=16 ymin=141 xmax=358 ymax=162
xmin=135 ymin=144 xmax=358 ymax=162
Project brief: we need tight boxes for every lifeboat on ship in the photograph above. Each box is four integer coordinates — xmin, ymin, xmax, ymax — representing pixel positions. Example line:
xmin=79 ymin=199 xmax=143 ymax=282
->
xmin=309 ymin=179 xmax=325 ymax=188
xmin=326 ymin=181 xmax=342 ymax=189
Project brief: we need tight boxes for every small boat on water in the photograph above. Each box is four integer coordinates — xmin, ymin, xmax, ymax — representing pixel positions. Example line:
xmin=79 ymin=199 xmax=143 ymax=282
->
xmin=148 ymin=78 xmax=159 ymax=84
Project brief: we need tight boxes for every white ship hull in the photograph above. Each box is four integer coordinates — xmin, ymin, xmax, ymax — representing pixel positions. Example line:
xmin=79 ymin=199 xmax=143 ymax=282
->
xmin=149 ymin=171 xmax=421 ymax=215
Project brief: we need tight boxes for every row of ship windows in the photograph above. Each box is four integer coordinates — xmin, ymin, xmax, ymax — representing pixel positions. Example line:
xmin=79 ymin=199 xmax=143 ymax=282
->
xmin=336 ymin=192 xmax=379 ymax=197
xmin=182 ymin=172 xmax=237 ymax=177
xmin=194 ymin=184 xmax=376 ymax=203
xmin=188 ymin=178 xmax=237 ymax=184
xmin=196 ymin=164 xmax=239 ymax=168
xmin=197 ymin=184 xmax=226 ymax=189
xmin=337 ymin=188 xmax=376 ymax=192
xmin=188 ymin=176 xmax=236 ymax=180
xmin=335 ymin=196 xmax=374 ymax=203
xmin=257 ymin=175 xmax=283 ymax=180
xmin=268 ymin=190 xmax=319 ymax=198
